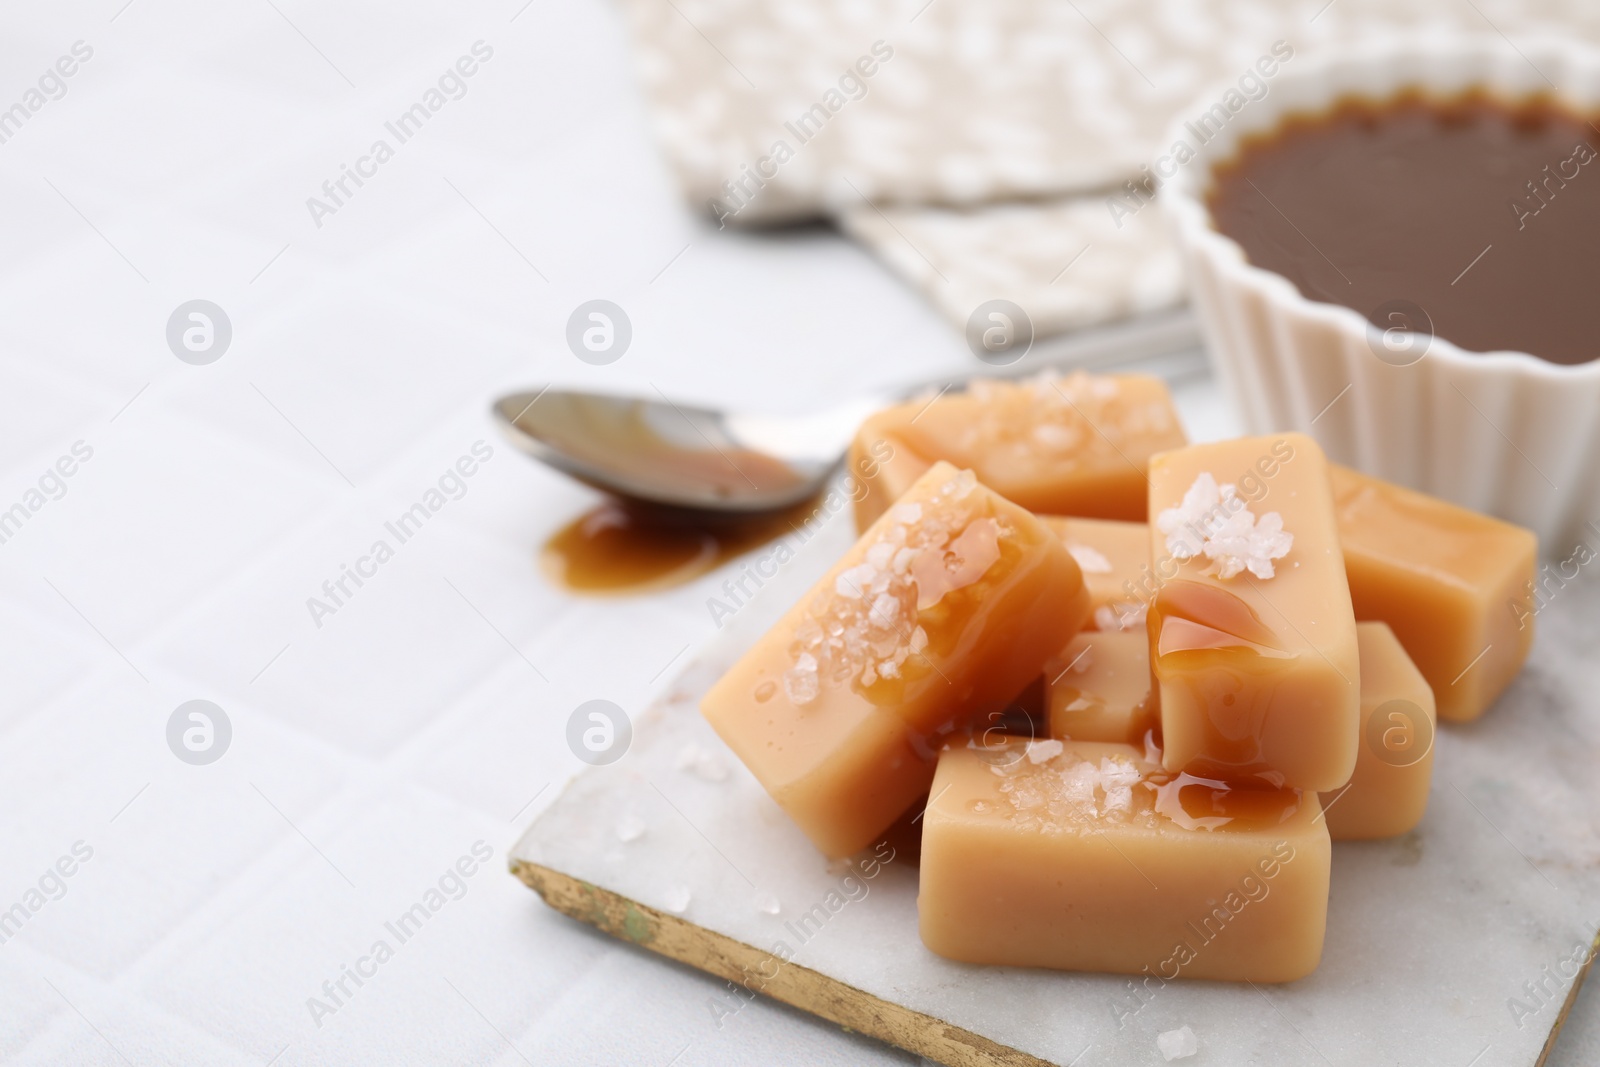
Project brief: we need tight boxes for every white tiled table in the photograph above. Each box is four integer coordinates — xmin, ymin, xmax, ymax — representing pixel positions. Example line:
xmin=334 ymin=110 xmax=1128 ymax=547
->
xmin=1 ymin=3 xmax=1596 ymax=1065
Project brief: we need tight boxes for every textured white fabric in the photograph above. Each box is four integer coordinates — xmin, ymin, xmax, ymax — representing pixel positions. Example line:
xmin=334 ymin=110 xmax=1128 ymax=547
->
xmin=838 ymin=197 xmax=1184 ymax=337
xmin=624 ymin=0 xmax=1600 ymax=333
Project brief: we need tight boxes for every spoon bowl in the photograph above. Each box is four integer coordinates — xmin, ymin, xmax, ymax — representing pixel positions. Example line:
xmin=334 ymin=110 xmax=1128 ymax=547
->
xmin=492 ymin=388 xmax=889 ymax=513
xmin=493 ymin=311 xmax=1204 ymax=514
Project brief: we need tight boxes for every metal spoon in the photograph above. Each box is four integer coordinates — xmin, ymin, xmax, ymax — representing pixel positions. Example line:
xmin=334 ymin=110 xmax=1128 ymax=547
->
xmin=492 ymin=312 xmax=1201 ymax=514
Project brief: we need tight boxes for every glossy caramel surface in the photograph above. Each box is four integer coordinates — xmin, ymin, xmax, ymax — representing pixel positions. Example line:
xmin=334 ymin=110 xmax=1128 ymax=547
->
xmin=1147 ymin=434 xmax=1359 ymax=792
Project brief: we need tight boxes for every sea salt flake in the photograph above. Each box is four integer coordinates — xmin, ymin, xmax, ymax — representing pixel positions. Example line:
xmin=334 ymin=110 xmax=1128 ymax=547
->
xmin=1099 ymin=757 xmax=1142 ymax=816
xmin=1156 ymin=472 xmax=1293 ymax=580
xmin=784 ymin=661 xmax=819 ymax=705
xmin=676 ymin=742 xmax=730 ymax=782
xmin=614 ymin=813 xmax=647 ymax=842
xmin=1066 ymin=542 xmax=1113 ymax=574
xmin=1031 ymin=422 xmax=1080 ymax=451
xmin=1157 ymin=472 xmax=1222 ymax=560
xmin=1057 ymin=762 xmax=1101 ymax=812
xmin=890 ymin=502 xmax=923 ymax=524
xmin=1090 ymin=377 xmax=1120 ymax=400
xmin=1026 ymin=739 xmax=1064 ymax=764
xmin=661 ymin=885 xmax=692 ymax=914
xmin=835 ymin=564 xmax=874 ymax=598
xmin=1094 ymin=601 xmax=1148 ymax=632
xmin=756 ymin=892 xmax=781 ymax=915
xmin=1157 ymin=1025 xmax=1198 ymax=1061
xmin=1099 ymin=757 xmax=1143 ymax=788
xmin=869 ymin=592 xmax=901 ymax=629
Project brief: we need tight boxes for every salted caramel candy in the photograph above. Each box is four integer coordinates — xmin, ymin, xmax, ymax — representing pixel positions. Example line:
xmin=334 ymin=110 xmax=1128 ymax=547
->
xmin=1321 ymin=623 xmax=1436 ymax=840
xmin=1330 ymin=464 xmax=1536 ymax=722
xmin=702 ymin=462 xmax=1089 ymax=857
xmin=1147 ymin=434 xmax=1359 ymax=792
xmin=1040 ymin=516 xmax=1150 ymax=631
xmin=849 ymin=373 xmax=1187 ymax=533
xmin=1045 ymin=630 xmax=1158 ymax=745
xmin=919 ymin=740 xmax=1330 ymax=981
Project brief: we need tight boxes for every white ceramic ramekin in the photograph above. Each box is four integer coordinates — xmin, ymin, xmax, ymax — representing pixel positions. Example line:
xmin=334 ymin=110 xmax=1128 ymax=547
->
xmin=1163 ymin=36 xmax=1600 ymax=553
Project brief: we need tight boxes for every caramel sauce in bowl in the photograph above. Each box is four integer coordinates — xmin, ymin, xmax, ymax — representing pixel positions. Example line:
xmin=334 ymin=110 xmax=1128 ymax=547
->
xmin=1207 ymin=90 xmax=1600 ymax=367
xmin=1160 ymin=38 xmax=1600 ymax=549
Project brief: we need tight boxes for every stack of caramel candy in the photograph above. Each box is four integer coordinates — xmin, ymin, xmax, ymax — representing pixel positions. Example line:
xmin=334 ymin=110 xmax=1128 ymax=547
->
xmin=702 ymin=373 xmax=1535 ymax=982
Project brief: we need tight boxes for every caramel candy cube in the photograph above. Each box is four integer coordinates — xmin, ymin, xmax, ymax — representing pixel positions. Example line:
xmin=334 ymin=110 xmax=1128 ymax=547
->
xmin=919 ymin=740 xmax=1330 ymax=982
xmin=1045 ymin=630 xmax=1159 ymax=745
xmin=701 ymin=462 xmax=1089 ymax=857
xmin=849 ymin=373 xmax=1187 ymax=533
xmin=1148 ymin=434 xmax=1359 ymax=792
xmin=1320 ymin=622 xmax=1436 ymax=840
xmin=1330 ymin=464 xmax=1536 ymax=722
xmin=1041 ymin=516 xmax=1151 ymax=631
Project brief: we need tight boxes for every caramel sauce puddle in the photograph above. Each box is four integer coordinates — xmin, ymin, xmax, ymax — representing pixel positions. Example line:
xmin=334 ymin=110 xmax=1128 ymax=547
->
xmin=541 ymin=495 xmax=824 ymax=595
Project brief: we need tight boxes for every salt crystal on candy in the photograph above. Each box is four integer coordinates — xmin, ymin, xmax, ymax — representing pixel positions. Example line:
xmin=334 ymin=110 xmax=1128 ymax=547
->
xmin=1157 ymin=1026 xmax=1198 ymax=1061
xmin=1066 ymin=542 xmax=1113 ymax=574
xmin=1156 ymin=472 xmax=1293 ymax=580
xmin=1025 ymin=739 xmax=1064 ymax=764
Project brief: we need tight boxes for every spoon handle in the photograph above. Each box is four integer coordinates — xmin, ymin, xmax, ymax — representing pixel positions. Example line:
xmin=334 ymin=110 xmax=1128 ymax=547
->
xmin=890 ymin=307 xmax=1204 ymax=402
